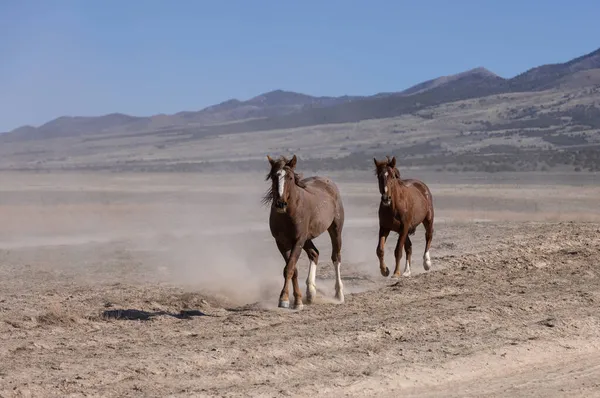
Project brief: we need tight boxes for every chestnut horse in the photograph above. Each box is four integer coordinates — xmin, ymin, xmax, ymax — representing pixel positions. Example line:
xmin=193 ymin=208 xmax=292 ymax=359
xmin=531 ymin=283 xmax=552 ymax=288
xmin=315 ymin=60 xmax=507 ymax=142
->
xmin=263 ymin=155 xmax=345 ymax=310
xmin=373 ymin=156 xmax=434 ymax=278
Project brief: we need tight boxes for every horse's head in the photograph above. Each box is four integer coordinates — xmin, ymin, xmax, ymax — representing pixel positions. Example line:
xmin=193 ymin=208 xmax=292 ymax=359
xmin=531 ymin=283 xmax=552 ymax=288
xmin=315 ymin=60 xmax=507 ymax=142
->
xmin=373 ymin=156 xmax=401 ymax=206
xmin=266 ymin=154 xmax=298 ymax=213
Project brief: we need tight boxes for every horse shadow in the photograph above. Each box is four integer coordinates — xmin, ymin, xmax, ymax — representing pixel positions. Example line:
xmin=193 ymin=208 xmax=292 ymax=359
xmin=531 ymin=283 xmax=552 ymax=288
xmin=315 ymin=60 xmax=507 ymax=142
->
xmin=102 ymin=308 xmax=206 ymax=321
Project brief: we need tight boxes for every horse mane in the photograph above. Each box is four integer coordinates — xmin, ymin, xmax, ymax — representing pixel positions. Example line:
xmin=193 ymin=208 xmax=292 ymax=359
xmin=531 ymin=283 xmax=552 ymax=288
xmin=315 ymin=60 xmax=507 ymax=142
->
xmin=374 ymin=162 xmax=402 ymax=180
xmin=262 ymin=157 xmax=307 ymax=207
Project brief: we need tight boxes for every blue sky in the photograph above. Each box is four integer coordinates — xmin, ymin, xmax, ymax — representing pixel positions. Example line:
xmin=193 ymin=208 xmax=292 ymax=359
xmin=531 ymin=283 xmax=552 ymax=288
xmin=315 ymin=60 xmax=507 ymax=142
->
xmin=1 ymin=0 xmax=599 ymax=132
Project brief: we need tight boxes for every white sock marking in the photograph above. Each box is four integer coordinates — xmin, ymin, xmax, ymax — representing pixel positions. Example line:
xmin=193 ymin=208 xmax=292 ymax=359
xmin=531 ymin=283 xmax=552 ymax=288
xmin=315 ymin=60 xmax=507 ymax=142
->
xmin=403 ymin=258 xmax=411 ymax=276
xmin=334 ymin=261 xmax=344 ymax=302
xmin=306 ymin=260 xmax=317 ymax=300
xmin=277 ymin=169 xmax=285 ymax=197
xmin=424 ymin=251 xmax=431 ymax=270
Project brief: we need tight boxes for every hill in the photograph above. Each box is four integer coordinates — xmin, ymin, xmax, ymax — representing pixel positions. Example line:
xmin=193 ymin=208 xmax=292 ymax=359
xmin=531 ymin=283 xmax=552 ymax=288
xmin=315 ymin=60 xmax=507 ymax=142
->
xmin=191 ymin=47 xmax=600 ymax=135
xmin=1 ymin=47 xmax=600 ymax=174
xmin=399 ymin=67 xmax=502 ymax=96
xmin=171 ymin=90 xmax=362 ymax=126
xmin=2 ymin=90 xmax=364 ymax=140
xmin=509 ymin=47 xmax=600 ymax=91
xmin=4 ymin=46 xmax=599 ymax=140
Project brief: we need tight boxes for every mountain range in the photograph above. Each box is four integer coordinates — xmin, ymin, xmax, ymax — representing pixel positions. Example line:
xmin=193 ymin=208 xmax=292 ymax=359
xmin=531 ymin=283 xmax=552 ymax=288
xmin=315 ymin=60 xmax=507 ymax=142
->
xmin=4 ymin=46 xmax=600 ymax=140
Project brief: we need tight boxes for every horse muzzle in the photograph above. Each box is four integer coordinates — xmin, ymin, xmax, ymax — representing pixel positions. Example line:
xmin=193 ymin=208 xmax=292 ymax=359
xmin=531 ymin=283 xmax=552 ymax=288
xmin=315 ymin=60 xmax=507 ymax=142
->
xmin=274 ymin=199 xmax=288 ymax=213
xmin=381 ymin=195 xmax=391 ymax=206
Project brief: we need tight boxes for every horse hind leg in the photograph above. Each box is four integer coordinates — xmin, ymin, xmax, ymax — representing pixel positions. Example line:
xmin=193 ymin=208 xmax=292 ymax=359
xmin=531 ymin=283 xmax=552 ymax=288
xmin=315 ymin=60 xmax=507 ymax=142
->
xmin=303 ymin=240 xmax=319 ymax=304
xmin=423 ymin=217 xmax=433 ymax=271
xmin=404 ymin=236 xmax=413 ymax=276
xmin=328 ymin=223 xmax=344 ymax=303
xmin=291 ymin=266 xmax=303 ymax=310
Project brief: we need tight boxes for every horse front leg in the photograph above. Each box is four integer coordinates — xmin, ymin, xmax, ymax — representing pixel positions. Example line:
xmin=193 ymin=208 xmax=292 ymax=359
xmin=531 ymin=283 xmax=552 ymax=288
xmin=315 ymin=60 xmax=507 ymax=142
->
xmin=404 ymin=236 xmax=413 ymax=276
xmin=392 ymin=227 xmax=409 ymax=278
xmin=279 ymin=239 xmax=305 ymax=310
xmin=376 ymin=227 xmax=391 ymax=277
xmin=303 ymin=240 xmax=319 ymax=304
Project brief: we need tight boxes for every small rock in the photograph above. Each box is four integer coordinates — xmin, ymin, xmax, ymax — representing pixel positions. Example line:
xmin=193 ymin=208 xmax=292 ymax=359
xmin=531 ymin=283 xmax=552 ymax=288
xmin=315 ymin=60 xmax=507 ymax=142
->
xmin=538 ymin=317 xmax=557 ymax=328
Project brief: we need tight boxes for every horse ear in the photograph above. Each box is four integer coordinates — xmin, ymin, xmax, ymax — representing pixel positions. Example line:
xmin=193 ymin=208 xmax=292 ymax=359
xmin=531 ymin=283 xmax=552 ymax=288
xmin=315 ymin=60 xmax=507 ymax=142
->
xmin=287 ymin=154 xmax=297 ymax=169
xmin=373 ymin=158 xmax=378 ymax=167
xmin=389 ymin=156 xmax=396 ymax=168
xmin=267 ymin=155 xmax=275 ymax=166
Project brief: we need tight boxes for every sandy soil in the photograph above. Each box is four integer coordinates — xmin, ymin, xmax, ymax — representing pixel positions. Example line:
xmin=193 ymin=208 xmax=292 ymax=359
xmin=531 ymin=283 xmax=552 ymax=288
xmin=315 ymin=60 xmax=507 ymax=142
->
xmin=1 ymin=171 xmax=600 ymax=397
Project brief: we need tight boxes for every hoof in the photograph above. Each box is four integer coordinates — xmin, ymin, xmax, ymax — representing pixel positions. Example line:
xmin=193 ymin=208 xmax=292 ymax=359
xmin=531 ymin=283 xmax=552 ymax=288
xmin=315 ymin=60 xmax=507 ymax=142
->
xmin=381 ymin=267 xmax=390 ymax=277
xmin=306 ymin=288 xmax=316 ymax=304
xmin=278 ymin=300 xmax=290 ymax=309
xmin=391 ymin=272 xmax=402 ymax=279
xmin=335 ymin=294 xmax=345 ymax=304
xmin=293 ymin=302 xmax=304 ymax=311
xmin=423 ymin=260 xmax=432 ymax=271
xmin=402 ymin=271 xmax=412 ymax=277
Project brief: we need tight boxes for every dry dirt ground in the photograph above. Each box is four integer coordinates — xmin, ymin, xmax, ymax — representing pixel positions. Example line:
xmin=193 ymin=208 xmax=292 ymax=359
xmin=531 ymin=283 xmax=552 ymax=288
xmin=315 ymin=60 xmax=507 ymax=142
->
xmin=1 ymin=171 xmax=600 ymax=397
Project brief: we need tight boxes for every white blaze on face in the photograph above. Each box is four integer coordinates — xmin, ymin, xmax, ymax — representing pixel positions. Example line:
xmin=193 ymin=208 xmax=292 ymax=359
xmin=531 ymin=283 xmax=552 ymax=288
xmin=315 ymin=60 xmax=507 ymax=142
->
xmin=384 ymin=172 xmax=388 ymax=193
xmin=277 ymin=169 xmax=286 ymax=197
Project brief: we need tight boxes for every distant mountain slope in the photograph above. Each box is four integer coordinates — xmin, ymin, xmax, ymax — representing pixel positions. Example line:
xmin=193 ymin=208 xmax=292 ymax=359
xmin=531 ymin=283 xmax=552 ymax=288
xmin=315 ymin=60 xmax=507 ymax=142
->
xmin=509 ymin=47 xmax=600 ymax=91
xmin=190 ymin=70 xmax=510 ymax=136
xmin=399 ymin=67 xmax=502 ymax=96
xmin=3 ymin=46 xmax=600 ymax=140
xmin=2 ymin=90 xmax=363 ymax=140
xmin=172 ymin=90 xmax=362 ymax=126
xmin=12 ymin=113 xmax=146 ymax=140
xmin=545 ymin=68 xmax=600 ymax=90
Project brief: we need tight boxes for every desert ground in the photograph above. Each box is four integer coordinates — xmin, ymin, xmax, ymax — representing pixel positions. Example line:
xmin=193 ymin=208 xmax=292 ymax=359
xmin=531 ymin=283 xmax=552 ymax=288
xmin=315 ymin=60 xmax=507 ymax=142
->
xmin=1 ymin=169 xmax=600 ymax=397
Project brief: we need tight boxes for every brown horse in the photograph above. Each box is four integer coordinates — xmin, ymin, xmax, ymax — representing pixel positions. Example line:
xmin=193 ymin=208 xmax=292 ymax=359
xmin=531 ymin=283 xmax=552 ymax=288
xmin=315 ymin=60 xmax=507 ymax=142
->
xmin=373 ymin=156 xmax=434 ymax=278
xmin=263 ymin=154 xmax=345 ymax=310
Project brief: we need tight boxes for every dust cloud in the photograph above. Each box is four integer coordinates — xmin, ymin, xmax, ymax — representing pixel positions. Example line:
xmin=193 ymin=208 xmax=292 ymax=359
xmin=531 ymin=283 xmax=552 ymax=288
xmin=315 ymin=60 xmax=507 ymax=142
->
xmin=0 ymin=171 xmax=389 ymax=307
xmin=4 ymin=170 xmax=598 ymax=310
xmin=127 ymin=175 xmax=386 ymax=306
